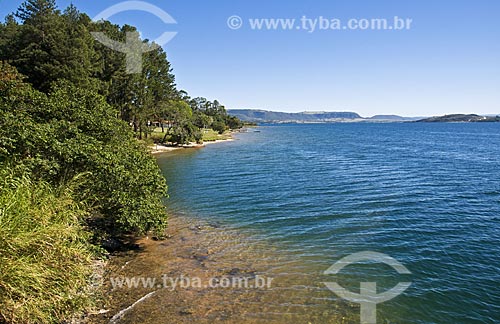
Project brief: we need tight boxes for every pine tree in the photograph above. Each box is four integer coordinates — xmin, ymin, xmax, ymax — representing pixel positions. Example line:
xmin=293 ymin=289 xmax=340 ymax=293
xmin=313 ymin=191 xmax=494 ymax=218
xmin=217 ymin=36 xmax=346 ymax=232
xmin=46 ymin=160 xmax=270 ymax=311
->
xmin=7 ymin=1 xmax=99 ymax=92
xmin=15 ymin=0 xmax=57 ymax=23
xmin=0 ymin=15 xmax=21 ymax=61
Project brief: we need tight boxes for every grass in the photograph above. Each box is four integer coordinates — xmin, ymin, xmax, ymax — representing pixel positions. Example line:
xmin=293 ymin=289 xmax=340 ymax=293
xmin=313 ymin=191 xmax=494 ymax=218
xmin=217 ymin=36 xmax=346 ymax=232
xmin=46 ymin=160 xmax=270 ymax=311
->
xmin=146 ymin=128 xmax=232 ymax=144
xmin=150 ymin=131 xmax=166 ymax=143
xmin=202 ymin=129 xmax=232 ymax=142
xmin=0 ymin=165 xmax=96 ymax=324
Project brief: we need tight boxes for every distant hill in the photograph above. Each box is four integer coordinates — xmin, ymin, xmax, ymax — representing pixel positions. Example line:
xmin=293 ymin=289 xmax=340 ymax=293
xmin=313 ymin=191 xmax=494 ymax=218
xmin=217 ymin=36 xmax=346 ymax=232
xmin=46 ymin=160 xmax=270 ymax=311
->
xmin=365 ymin=115 xmax=424 ymax=123
xmin=227 ymin=109 xmax=426 ymax=123
xmin=229 ymin=110 xmax=500 ymax=123
xmin=228 ymin=109 xmax=362 ymax=123
xmin=370 ymin=115 xmax=408 ymax=120
xmin=416 ymin=114 xmax=500 ymax=123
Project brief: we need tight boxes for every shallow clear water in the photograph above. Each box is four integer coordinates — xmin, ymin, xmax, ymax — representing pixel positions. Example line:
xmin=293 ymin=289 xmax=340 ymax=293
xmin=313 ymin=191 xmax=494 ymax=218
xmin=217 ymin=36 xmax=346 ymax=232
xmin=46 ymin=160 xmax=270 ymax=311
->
xmin=156 ymin=123 xmax=500 ymax=323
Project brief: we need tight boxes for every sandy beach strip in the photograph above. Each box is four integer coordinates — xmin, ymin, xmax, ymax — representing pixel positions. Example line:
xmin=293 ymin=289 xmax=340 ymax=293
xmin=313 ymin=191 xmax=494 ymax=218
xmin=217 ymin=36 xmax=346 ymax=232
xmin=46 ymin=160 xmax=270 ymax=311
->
xmin=150 ymin=139 xmax=235 ymax=154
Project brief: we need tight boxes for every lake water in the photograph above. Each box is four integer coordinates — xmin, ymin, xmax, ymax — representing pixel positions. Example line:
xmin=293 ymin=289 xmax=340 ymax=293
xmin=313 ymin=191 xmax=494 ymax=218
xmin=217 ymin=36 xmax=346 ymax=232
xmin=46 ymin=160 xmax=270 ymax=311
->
xmin=156 ymin=123 xmax=500 ymax=323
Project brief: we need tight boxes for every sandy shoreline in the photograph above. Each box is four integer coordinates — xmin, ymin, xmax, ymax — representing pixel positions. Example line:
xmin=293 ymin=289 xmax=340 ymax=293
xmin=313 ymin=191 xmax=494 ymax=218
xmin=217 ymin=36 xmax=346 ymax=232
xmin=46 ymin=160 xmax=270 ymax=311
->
xmin=150 ymin=128 xmax=246 ymax=155
xmin=150 ymin=139 xmax=235 ymax=154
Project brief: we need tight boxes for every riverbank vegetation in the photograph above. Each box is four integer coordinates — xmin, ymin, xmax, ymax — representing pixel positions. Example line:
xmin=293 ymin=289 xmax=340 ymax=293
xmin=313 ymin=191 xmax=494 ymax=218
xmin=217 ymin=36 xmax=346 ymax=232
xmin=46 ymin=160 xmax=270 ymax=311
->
xmin=0 ymin=165 xmax=95 ymax=324
xmin=0 ymin=0 xmax=242 ymax=322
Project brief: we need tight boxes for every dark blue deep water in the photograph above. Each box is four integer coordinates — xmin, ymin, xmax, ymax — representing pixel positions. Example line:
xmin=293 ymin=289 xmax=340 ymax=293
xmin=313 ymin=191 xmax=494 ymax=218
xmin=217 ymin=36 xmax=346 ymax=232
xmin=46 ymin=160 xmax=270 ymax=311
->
xmin=156 ymin=123 xmax=500 ymax=323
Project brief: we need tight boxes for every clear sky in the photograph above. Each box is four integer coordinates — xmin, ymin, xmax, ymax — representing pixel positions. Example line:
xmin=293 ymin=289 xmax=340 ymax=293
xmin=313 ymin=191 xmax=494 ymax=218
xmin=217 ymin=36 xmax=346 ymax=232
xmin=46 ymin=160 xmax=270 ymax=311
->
xmin=1 ymin=0 xmax=499 ymax=117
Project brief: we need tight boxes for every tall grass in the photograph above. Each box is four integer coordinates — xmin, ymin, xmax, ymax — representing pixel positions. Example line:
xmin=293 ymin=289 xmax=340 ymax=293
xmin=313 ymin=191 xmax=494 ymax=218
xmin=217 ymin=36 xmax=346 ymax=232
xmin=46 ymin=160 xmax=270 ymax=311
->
xmin=0 ymin=165 xmax=96 ymax=324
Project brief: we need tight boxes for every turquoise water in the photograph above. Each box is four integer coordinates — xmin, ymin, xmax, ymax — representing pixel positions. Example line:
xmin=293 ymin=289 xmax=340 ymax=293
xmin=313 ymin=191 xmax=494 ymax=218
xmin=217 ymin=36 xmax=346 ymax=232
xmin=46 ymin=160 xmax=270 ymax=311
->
xmin=156 ymin=123 xmax=500 ymax=323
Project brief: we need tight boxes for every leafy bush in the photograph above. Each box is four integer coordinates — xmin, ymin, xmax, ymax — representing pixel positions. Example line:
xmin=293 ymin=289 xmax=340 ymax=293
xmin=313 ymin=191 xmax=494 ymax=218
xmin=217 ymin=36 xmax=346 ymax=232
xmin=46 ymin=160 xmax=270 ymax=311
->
xmin=212 ymin=120 xmax=227 ymax=134
xmin=0 ymin=65 xmax=168 ymax=235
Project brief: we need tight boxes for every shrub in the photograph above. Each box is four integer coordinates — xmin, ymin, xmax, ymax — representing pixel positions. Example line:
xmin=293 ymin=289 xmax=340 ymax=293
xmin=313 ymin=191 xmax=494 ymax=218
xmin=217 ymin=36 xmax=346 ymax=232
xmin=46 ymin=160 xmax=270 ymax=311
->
xmin=0 ymin=66 xmax=168 ymax=235
xmin=212 ymin=120 xmax=227 ymax=134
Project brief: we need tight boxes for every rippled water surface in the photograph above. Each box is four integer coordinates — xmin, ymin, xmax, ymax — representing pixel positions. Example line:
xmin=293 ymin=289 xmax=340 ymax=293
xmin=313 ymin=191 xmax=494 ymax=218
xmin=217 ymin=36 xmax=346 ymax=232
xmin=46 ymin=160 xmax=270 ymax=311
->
xmin=156 ymin=123 xmax=500 ymax=323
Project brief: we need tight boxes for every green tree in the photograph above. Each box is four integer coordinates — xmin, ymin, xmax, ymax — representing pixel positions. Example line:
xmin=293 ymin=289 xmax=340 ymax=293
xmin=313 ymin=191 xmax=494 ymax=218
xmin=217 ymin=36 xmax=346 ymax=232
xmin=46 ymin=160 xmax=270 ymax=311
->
xmin=212 ymin=120 xmax=227 ymax=134
xmin=0 ymin=15 xmax=21 ymax=61
xmin=15 ymin=0 xmax=57 ymax=23
xmin=0 ymin=1 xmax=99 ymax=92
xmin=161 ymin=100 xmax=201 ymax=144
xmin=226 ymin=115 xmax=243 ymax=129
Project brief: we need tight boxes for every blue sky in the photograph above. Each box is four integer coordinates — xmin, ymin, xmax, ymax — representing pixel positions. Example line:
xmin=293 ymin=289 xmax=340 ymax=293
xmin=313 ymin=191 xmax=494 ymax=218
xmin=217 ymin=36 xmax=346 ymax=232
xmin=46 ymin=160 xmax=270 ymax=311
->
xmin=1 ymin=0 xmax=499 ymax=117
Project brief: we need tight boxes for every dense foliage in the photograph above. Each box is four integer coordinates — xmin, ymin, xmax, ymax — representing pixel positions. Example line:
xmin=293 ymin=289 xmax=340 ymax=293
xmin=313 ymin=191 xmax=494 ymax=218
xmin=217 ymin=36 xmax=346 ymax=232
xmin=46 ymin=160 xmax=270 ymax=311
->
xmin=0 ymin=0 xmax=243 ymax=233
xmin=0 ymin=62 xmax=167 ymax=235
